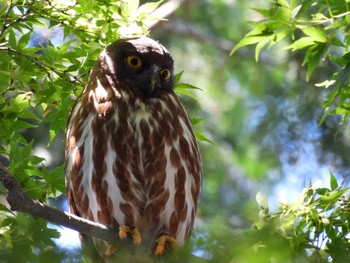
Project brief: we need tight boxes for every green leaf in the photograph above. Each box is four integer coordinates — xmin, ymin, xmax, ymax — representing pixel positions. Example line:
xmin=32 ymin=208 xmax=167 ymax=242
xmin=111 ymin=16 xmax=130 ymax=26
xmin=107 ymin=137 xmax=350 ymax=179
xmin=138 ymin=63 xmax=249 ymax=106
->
xmin=318 ymin=190 xmax=343 ymax=202
xmin=174 ymin=88 xmax=196 ymax=99
xmin=285 ymin=37 xmax=316 ymax=51
xmin=43 ymin=164 xmax=65 ymax=194
xmin=9 ymin=139 xmax=33 ymax=164
xmin=195 ymin=131 xmax=214 ymax=144
xmin=336 ymin=64 xmax=350 ymax=90
xmin=191 ymin=117 xmax=208 ymax=126
xmin=18 ymin=32 xmax=31 ymax=49
xmin=174 ymin=83 xmax=201 ymax=99
xmin=303 ymin=43 xmax=327 ymax=80
xmin=251 ymin=8 xmax=270 ymax=18
xmin=137 ymin=0 xmax=163 ymax=16
xmin=63 ymin=26 xmax=71 ymax=39
xmin=231 ymin=35 xmax=265 ymax=56
xmin=0 ymin=216 xmax=15 ymax=227
xmin=0 ymin=204 xmax=12 ymax=214
xmin=175 ymin=83 xmax=202 ymax=91
xmin=302 ymin=27 xmax=327 ymax=42
xmin=56 ymin=40 xmax=73 ymax=54
xmin=29 ymin=156 xmax=45 ymax=166
xmin=49 ymin=129 xmax=56 ymax=145
xmin=291 ymin=4 xmax=302 ymax=18
xmin=255 ymin=37 xmax=271 ymax=61
xmin=11 ymin=120 xmax=38 ymax=130
xmin=174 ymin=71 xmax=184 ymax=84
xmin=8 ymin=28 xmax=17 ymax=47
xmin=316 ymin=188 xmax=330 ymax=195
xmin=330 ymin=171 xmax=338 ymax=191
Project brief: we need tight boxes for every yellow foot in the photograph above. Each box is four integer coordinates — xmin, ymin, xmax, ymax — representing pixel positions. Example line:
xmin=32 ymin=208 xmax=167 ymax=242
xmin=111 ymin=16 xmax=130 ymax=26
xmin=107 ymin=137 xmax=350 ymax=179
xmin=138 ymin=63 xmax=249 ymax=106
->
xmin=154 ymin=235 xmax=177 ymax=256
xmin=119 ymin=225 xmax=142 ymax=245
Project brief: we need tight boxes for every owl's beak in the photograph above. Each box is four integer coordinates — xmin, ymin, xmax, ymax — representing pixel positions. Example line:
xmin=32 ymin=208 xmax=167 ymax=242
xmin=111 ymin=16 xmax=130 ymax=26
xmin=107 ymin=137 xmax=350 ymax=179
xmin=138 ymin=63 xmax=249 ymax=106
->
xmin=146 ymin=66 xmax=161 ymax=95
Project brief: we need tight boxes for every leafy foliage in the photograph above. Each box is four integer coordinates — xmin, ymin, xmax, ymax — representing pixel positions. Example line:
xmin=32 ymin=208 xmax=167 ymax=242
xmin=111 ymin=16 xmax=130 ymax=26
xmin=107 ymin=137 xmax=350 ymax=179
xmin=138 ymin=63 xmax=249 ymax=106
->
xmin=188 ymin=174 xmax=350 ymax=263
xmin=231 ymin=0 xmax=350 ymax=124
xmin=254 ymin=174 xmax=350 ymax=262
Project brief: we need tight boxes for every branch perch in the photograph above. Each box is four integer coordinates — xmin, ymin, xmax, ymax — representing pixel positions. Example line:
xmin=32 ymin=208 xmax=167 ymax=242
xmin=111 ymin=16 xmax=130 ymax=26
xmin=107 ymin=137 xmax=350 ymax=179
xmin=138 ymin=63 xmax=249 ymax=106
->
xmin=0 ymin=164 xmax=119 ymax=244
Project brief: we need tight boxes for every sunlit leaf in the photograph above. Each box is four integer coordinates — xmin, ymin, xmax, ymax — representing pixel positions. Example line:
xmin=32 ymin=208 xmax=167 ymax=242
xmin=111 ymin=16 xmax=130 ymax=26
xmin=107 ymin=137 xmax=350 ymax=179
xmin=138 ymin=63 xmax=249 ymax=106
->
xmin=329 ymin=171 xmax=338 ymax=191
xmin=195 ymin=131 xmax=214 ymax=144
xmin=128 ymin=0 xmax=140 ymax=13
xmin=251 ymin=8 xmax=270 ymax=18
xmin=285 ymin=37 xmax=316 ymax=51
xmin=302 ymin=27 xmax=327 ymax=42
xmin=255 ymin=37 xmax=271 ymax=61
xmin=137 ymin=0 xmax=163 ymax=16
xmin=291 ymin=5 xmax=302 ymax=18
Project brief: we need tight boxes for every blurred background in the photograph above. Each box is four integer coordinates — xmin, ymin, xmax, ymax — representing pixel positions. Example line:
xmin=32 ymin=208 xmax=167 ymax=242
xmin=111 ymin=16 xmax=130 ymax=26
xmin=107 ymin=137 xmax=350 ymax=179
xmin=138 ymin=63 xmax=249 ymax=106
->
xmin=12 ymin=0 xmax=350 ymax=259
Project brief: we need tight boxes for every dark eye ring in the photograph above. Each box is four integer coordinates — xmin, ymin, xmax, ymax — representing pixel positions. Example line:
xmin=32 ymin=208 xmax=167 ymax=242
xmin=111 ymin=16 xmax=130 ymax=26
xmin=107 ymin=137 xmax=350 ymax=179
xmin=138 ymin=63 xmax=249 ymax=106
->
xmin=126 ymin=55 xmax=142 ymax=68
xmin=160 ymin=69 xmax=171 ymax=80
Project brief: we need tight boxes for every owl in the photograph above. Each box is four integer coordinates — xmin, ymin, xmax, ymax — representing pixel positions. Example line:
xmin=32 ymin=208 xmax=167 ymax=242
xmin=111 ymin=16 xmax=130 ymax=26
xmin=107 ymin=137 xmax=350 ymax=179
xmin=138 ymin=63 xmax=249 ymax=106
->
xmin=65 ymin=37 xmax=202 ymax=259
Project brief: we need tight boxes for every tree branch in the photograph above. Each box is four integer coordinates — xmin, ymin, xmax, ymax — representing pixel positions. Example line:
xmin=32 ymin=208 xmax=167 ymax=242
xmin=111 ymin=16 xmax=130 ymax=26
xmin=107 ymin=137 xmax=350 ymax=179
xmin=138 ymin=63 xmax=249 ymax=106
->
xmin=0 ymin=164 xmax=119 ymax=244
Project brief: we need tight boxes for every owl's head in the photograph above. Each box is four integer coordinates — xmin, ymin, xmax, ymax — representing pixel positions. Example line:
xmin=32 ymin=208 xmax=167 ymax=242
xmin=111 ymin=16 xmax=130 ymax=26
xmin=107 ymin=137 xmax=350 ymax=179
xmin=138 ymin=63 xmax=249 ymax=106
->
xmin=104 ymin=37 xmax=174 ymax=97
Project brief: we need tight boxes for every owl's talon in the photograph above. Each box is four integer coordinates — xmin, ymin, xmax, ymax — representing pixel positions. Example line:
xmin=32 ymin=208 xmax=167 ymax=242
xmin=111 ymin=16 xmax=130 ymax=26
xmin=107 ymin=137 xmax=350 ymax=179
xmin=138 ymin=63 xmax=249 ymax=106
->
xmin=131 ymin=228 xmax=142 ymax=245
xmin=154 ymin=235 xmax=177 ymax=255
xmin=119 ymin=225 xmax=142 ymax=245
xmin=103 ymin=227 xmax=141 ymax=257
xmin=119 ymin=225 xmax=128 ymax=239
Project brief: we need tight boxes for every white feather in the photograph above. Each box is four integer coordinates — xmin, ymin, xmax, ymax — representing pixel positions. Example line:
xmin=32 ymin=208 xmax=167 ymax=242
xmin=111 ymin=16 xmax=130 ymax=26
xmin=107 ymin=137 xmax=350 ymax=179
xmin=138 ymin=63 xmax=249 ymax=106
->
xmin=104 ymin=142 xmax=126 ymax=224
xmin=80 ymin=115 xmax=99 ymax=221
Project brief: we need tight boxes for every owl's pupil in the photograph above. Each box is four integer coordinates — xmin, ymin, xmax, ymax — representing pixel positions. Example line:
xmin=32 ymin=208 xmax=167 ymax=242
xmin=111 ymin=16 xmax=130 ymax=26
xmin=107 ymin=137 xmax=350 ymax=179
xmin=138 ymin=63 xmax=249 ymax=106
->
xmin=161 ymin=71 xmax=168 ymax=78
xmin=130 ymin=58 xmax=139 ymax=66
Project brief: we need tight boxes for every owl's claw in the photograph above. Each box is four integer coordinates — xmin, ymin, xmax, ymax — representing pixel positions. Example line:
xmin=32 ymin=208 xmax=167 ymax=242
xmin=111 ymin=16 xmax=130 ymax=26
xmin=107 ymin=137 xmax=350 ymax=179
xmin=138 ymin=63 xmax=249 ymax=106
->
xmin=119 ymin=225 xmax=142 ymax=245
xmin=103 ymin=226 xmax=141 ymax=257
xmin=154 ymin=235 xmax=177 ymax=255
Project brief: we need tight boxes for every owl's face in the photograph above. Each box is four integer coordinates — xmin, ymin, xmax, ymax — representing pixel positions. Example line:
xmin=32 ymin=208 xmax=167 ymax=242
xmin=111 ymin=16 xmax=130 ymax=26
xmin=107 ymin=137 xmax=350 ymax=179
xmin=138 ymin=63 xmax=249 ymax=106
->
xmin=106 ymin=37 xmax=174 ymax=97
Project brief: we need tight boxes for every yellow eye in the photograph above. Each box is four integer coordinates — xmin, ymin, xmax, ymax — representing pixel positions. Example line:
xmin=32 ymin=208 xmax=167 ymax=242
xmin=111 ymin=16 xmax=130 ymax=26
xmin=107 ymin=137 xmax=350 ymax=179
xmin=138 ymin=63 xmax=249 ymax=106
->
xmin=126 ymin=55 xmax=142 ymax=68
xmin=160 ymin=68 xmax=171 ymax=80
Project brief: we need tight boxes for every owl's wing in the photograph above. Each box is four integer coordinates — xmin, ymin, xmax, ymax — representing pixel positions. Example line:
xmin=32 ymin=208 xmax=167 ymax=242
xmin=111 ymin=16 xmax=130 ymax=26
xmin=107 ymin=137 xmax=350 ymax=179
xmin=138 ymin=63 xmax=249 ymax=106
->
xmin=64 ymin=45 xmax=123 ymax=207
